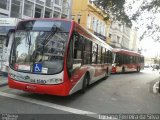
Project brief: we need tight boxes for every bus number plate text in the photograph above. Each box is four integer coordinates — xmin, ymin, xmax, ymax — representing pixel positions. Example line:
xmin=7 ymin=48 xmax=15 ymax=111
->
xmin=30 ymin=79 xmax=47 ymax=84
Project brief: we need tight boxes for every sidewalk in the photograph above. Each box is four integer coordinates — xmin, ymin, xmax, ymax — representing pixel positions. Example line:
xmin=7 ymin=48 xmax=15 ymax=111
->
xmin=0 ymin=75 xmax=8 ymax=87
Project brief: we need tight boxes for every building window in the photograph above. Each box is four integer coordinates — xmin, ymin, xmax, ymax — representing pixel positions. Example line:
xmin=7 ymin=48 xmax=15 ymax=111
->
xmin=44 ymin=9 xmax=51 ymax=18
xmin=10 ymin=0 xmax=22 ymax=18
xmin=118 ymin=23 xmax=122 ymax=31
xmin=109 ymin=34 xmax=112 ymax=38
xmin=117 ymin=36 xmax=120 ymax=43
xmin=35 ymin=6 xmax=43 ymax=18
xmin=46 ymin=0 xmax=52 ymax=7
xmin=61 ymin=14 xmax=67 ymax=19
xmin=104 ymin=25 xmax=106 ymax=36
xmin=36 ymin=0 xmax=44 ymax=5
xmin=0 ymin=0 xmax=9 ymax=10
xmin=101 ymin=23 xmax=103 ymax=35
xmin=98 ymin=22 xmax=102 ymax=34
xmin=53 ymin=11 xmax=60 ymax=18
xmin=87 ymin=16 xmax=91 ymax=29
xmin=55 ymin=0 xmax=62 ymax=6
xmin=54 ymin=7 xmax=61 ymax=12
xmin=96 ymin=20 xmax=99 ymax=33
xmin=92 ymin=17 xmax=97 ymax=32
xmin=24 ymin=0 xmax=33 ymax=17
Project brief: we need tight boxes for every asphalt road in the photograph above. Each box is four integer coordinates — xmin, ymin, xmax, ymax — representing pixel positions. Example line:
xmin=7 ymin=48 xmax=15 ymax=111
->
xmin=0 ymin=68 xmax=160 ymax=119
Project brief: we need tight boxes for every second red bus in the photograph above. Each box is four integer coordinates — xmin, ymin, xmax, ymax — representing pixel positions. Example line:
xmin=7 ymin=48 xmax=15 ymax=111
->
xmin=112 ymin=48 xmax=144 ymax=73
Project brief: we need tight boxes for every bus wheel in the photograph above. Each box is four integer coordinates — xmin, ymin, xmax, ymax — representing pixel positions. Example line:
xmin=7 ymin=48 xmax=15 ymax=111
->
xmin=122 ymin=67 xmax=125 ymax=73
xmin=137 ymin=67 xmax=140 ymax=72
xmin=81 ymin=74 xmax=89 ymax=93
xmin=104 ymin=68 xmax=109 ymax=80
xmin=136 ymin=67 xmax=139 ymax=72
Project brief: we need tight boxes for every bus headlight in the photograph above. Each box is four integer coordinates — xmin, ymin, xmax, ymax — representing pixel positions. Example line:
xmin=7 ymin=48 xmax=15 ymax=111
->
xmin=48 ymin=78 xmax=63 ymax=84
xmin=9 ymin=73 xmax=16 ymax=79
xmin=112 ymin=64 xmax=116 ymax=67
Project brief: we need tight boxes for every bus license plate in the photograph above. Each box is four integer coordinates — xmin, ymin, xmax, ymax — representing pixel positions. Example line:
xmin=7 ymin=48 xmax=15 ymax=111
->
xmin=30 ymin=79 xmax=46 ymax=84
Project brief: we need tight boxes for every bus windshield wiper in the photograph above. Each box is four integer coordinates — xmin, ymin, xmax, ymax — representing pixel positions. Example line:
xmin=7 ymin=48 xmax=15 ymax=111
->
xmin=26 ymin=31 xmax=32 ymax=54
xmin=41 ymin=26 xmax=59 ymax=46
xmin=34 ymin=27 xmax=60 ymax=62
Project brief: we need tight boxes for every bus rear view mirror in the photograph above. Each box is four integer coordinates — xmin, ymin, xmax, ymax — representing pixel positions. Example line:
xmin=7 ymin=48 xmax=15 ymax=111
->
xmin=6 ymin=29 xmax=15 ymax=47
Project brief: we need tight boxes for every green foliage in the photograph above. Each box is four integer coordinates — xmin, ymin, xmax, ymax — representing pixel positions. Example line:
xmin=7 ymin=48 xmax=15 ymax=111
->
xmin=130 ymin=0 xmax=160 ymax=42
xmin=95 ymin=0 xmax=132 ymax=27
xmin=95 ymin=0 xmax=160 ymax=42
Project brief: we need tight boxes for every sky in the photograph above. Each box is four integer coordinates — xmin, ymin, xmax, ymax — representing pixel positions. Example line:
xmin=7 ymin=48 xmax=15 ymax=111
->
xmin=125 ymin=0 xmax=160 ymax=58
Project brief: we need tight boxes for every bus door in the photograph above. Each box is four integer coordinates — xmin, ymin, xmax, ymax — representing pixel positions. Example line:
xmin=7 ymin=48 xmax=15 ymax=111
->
xmin=67 ymin=32 xmax=83 ymax=79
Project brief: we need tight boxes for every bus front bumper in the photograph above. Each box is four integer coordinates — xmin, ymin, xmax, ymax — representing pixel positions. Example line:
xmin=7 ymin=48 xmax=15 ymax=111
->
xmin=8 ymin=77 xmax=70 ymax=96
xmin=111 ymin=67 xmax=116 ymax=73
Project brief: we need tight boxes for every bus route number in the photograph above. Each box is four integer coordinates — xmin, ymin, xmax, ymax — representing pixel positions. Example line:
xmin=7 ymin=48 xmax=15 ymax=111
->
xmin=30 ymin=79 xmax=46 ymax=84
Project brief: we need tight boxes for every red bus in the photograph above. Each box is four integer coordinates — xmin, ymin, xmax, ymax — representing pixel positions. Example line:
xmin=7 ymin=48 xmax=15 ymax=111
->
xmin=112 ymin=48 xmax=144 ymax=73
xmin=6 ymin=18 xmax=113 ymax=96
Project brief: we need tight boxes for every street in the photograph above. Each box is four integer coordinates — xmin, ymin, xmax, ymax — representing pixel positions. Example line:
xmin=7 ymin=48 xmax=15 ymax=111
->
xmin=0 ymin=68 xmax=160 ymax=119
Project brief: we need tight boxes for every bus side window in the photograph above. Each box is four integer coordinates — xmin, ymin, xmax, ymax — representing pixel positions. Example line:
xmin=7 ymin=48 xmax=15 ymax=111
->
xmin=101 ymin=47 xmax=105 ymax=64
xmin=97 ymin=45 xmax=102 ymax=64
xmin=72 ymin=32 xmax=83 ymax=70
xmin=83 ymin=38 xmax=92 ymax=65
xmin=73 ymin=33 xmax=83 ymax=60
xmin=92 ymin=43 xmax=98 ymax=64
xmin=67 ymin=36 xmax=74 ymax=77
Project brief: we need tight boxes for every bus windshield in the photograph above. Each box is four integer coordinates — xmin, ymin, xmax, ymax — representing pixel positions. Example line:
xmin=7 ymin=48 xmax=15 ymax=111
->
xmin=10 ymin=20 xmax=71 ymax=75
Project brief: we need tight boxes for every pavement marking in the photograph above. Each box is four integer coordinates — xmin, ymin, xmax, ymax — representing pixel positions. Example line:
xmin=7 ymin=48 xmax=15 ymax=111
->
xmin=111 ymin=98 xmax=117 ymax=101
xmin=0 ymin=86 xmax=10 ymax=92
xmin=153 ymin=81 xmax=160 ymax=94
xmin=0 ymin=91 xmax=120 ymax=119
xmin=0 ymin=91 xmax=96 ymax=114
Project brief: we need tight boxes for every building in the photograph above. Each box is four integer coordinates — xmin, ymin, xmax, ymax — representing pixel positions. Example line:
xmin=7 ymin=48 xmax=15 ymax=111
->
xmin=129 ymin=28 xmax=138 ymax=51
xmin=0 ymin=0 xmax=71 ymax=19
xmin=72 ymin=0 xmax=111 ymax=42
xmin=109 ymin=21 xmax=138 ymax=51
xmin=0 ymin=0 xmax=72 ymax=76
xmin=71 ymin=0 xmax=138 ymax=51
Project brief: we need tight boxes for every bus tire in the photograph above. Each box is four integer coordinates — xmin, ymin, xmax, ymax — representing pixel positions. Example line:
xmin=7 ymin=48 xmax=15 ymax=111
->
xmin=104 ymin=68 xmax=109 ymax=80
xmin=137 ymin=67 xmax=140 ymax=72
xmin=137 ymin=66 xmax=139 ymax=72
xmin=122 ymin=67 xmax=125 ymax=73
xmin=81 ymin=73 xmax=89 ymax=94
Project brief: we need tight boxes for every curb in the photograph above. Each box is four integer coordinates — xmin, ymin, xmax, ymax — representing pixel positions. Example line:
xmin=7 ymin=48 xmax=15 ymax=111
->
xmin=153 ymin=81 xmax=160 ymax=94
xmin=0 ymin=82 xmax=8 ymax=87
xmin=0 ymin=74 xmax=8 ymax=87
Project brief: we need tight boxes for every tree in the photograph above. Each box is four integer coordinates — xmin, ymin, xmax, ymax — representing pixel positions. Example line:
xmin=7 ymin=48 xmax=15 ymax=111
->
xmin=96 ymin=0 xmax=160 ymax=42
xmin=128 ymin=0 xmax=160 ymax=42
xmin=95 ymin=0 xmax=132 ymax=27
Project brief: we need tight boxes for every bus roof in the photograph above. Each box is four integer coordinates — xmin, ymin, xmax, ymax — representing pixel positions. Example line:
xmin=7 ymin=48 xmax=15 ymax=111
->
xmin=15 ymin=18 xmax=113 ymax=51
xmin=18 ymin=18 xmax=71 ymax=23
xmin=112 ymin=48 xmax=143 ymax=57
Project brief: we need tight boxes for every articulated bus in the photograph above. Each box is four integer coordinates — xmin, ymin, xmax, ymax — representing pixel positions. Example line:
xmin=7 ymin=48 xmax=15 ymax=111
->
xmin=112 ymin=48 xmax=144 ymax=73
xmin=6 ymin=18 xmax=113 ymax=96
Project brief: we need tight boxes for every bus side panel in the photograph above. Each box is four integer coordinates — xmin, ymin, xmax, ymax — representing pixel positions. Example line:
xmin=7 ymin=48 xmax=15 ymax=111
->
xmin=68 ymin=66 xmax=89 ymax=95
xmin=8 ymin=76 xmax=71 ymax=96
xmin=68 ymin=64 xmax=110 ymax=95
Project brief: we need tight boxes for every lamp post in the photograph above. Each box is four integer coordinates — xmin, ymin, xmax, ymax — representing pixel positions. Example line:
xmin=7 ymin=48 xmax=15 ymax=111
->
xmin=71 ymin=12 xmax=81 ymax=24
xmin=71 ymin=15 xmax=75 ymax=20
xmin=77 ymin=12 xmax=81 ymax=24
